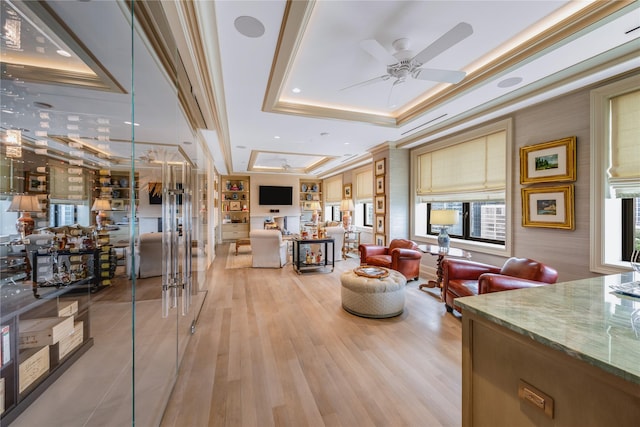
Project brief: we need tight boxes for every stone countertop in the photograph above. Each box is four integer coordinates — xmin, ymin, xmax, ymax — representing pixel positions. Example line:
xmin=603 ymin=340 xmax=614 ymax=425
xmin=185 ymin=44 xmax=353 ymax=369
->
xmin=456 ymin=272 xmax=640 ymax=385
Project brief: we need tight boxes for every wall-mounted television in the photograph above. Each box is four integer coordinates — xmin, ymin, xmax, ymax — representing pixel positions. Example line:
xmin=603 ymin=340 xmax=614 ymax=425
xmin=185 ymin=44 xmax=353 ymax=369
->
xmin=259 ymin=185 xmax=293 ymax=205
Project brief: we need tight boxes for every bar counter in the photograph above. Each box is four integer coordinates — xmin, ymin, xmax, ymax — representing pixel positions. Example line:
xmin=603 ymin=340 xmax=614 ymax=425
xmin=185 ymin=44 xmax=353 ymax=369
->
xmin=457 ymin=272 xmax=640 ymax=426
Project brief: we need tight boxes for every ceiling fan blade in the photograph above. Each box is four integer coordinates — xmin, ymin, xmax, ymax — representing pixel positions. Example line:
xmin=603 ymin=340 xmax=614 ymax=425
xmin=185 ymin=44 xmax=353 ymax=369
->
xmin=340 ymin=74 xmax=391 ymax=91
xmin=360 ymin=39 xmax=399 ymax=65
xmin=413 ymin=68 xmax=466 ymax=84
xmin=413 ymin=22 xmax=473 ymax=65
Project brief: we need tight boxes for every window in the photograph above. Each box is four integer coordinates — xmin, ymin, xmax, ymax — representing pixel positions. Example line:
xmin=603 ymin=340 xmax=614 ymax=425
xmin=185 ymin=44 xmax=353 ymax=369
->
xmin=324 ymin=204 xmax=342 ymax=222
xmin=412 ymin=119 xmax=512 ymax=251
xmin=591 ymin=76 xmax=640 ymax=272
xmin=50 ymin=203 xmax=78 ymax=227
xmin=426 ymin=201 xmax=505 ymax=244
xmin=354 ymin=167 xmax=373 ymax=228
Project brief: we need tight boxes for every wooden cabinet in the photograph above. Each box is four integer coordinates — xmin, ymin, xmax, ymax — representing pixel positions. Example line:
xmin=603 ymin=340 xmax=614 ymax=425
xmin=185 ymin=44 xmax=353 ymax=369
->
xmin=221 ymin=176 xmax=250 ymax=240
xmin=221 ymin=223 xmax=249 ymax=241
xmin=95 ymin=169 xmax=138 ymax=226
xmin=0 ymin=280 xmax=93 ymax=423
xmin=299 ymin=180 xmax=322 ymax=223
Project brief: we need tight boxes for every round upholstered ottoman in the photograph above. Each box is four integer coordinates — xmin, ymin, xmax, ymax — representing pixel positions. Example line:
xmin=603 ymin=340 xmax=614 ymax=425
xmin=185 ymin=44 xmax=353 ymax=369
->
xmin=340 ymin=268 xmax=407 ymax=318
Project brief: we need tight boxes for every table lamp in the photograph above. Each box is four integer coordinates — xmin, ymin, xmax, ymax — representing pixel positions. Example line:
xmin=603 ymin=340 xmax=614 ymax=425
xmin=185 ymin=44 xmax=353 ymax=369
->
xmin=340 ymin=198 xmax=354 ymax=230
xmin=309 ymin=201 xmax=321 ymax=224
xmin=430 ymin=209 xmax=459 ymax=250
xmin=7 ymin=194 xmax=41 ymax=238
xmin=91 ymin=198 xmax=112 ymax=229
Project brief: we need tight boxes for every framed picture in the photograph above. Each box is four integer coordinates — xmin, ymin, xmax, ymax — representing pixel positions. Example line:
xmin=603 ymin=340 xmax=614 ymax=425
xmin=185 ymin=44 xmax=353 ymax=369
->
xmin=375 ymin=234 xmax=386 ymax=246
xmin=230 ymin=201 xmax=241 ymax=211
xmin=26 ymin=173 xmax=47 ymax=192
xmin=375 ymin=175 xmax=384 ymax=194
xmin=375 ymin=158 xmax=386 ymax=176
xmin=111 ymin=199 xmax=124 ymax=210
xmin=522 ymin=184 xmax=574 ymax=230
xmin=520 ymin=136 xmax=576 ymax=184
xmin=375 ymin=195 xmax=385 ymax=214
xmin=376 ymin=216 xmax=385 ymax=234
xmin=343 ymin=184 xmax=352 ymax=199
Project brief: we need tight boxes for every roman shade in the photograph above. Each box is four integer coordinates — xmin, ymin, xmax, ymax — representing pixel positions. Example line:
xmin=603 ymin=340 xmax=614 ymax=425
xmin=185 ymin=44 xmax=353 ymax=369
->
xmin=324 ymin=175 xmax=343 ymax=203
xmin=608 ymin=89 xmax=640 ymax=198
xmin=417 ymin=130 xmax=506 ymax=202
xmin=355 ymin=169 xmax=373 ymax=199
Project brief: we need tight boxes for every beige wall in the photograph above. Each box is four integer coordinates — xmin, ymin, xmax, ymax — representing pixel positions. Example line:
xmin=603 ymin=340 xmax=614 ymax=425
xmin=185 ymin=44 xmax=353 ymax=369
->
xmin=409 ymin=87 xmax=599 ymax=282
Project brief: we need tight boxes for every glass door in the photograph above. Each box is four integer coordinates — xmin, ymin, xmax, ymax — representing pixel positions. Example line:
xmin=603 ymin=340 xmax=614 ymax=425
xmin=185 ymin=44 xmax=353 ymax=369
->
xmin=0 ymin=1 xmax=206 ymax=425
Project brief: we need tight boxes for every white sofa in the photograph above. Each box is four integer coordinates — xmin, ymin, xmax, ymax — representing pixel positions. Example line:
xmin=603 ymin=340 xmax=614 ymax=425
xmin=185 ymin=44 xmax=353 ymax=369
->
xmin=249 ymin=229 xmax=287 ymax=268
xmin=324 ymin=225 xmax=345 ymax=262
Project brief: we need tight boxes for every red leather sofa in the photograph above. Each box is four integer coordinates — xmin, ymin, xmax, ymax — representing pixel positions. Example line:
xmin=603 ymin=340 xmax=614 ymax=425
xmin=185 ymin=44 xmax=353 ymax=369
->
xmin=359 ymin=239 xmax=422 ymax=280
xmin=442 ymin=257 xmax=558 ymax=313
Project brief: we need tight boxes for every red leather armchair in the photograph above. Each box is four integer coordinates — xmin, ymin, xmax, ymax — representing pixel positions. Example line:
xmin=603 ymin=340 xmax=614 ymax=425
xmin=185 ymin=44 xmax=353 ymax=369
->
xmin=442 ymin=257 xmax=558 ymax=313
xmin=359 ymin=239 xmax=422 ymax=280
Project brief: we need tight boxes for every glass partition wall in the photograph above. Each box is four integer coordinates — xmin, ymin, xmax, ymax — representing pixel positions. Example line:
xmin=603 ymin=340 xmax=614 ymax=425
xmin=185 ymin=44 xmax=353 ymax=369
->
xmin=1 ymin=1 xmax=207 ymax=425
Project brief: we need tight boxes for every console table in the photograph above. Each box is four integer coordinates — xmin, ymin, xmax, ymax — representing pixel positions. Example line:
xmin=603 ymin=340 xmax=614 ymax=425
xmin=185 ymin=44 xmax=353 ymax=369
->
xmin=417 ymin=244 xmax=471 ymax=292
xmin=292 ymin=238 xmax=335 ymax=274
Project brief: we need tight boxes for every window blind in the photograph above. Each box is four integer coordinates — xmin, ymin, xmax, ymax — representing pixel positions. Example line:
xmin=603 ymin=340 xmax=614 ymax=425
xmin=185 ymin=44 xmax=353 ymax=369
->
xmin=355 ymin=169 xmax=372 ymax=199
xmin=417 ymin=130 xmax=506 ymax=202
xmin=324 ymin=175 xmax=343 ymax=203
xmin=609 ymin=89 xmax=640 ymax=198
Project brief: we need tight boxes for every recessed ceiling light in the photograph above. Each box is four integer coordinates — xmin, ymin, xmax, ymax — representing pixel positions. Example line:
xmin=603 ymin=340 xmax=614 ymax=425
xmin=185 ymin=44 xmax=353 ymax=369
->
xmin=292 ymin=88 xmax=301 ymax=94
xmin=124 ymin=121 xmax=140 ymax=126
xmin=320 ymin=132 xmax=329 ymax=137
xmin=234 ymin=16 xmax=265 ymax=38
xmin=56 ymin=49 xmax=71 ymax=57
xmin=344 ymin=142 xmax=350 ymax=145
xmin=183 ymin=141 xmax=192 ymax=145
xmin=236 ymin=145 xmax=246 ymax=149
xmin=33 ymin=101 xmax=53 ymax=109
xmin=497 ymin=77 xmax=523 ymax=88
xmin=274 ymin=136 xmax=280 ymax=139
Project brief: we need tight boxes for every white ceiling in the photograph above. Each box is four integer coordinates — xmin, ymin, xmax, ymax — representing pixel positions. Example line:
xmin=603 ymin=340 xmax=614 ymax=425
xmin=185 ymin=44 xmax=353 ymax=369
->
xmin=1 ymin=1 xmax=639 ymax=179
xmin=196 ymin=0 xmax=639 ymax=176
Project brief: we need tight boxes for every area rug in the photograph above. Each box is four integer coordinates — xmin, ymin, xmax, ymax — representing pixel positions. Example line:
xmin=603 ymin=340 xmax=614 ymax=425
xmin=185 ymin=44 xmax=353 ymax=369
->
xmin=225 ymin=244 xmax=252 ymax=269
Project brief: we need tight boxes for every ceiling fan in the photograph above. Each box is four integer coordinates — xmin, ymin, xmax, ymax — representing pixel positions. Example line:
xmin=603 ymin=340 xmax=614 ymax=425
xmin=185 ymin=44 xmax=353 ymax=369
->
xmin=342 ymin=22 xmax=474 ymax=98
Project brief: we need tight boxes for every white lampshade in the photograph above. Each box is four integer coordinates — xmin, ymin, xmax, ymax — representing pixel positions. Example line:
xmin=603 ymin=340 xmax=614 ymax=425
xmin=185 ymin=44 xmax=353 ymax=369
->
xmin=91 ymin=198 xmax=111 ymax=212
xmin=308 ymin=201 xmax=321 ymax=211
xmin=430 ymin=209 xmax=459 ymax=226
xmin=7 ymin=194 xmax=42 ymax=212
xmin=340 ymin=199 xmax=354 ymax=212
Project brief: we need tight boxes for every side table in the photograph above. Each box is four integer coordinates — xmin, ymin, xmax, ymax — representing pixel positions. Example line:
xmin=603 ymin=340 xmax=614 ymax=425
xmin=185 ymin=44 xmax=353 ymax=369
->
xmin=417 ymin=244 xmax=471 ymax=293
xmin=292 ymin=237 xmax=335 ymax=274
xmin=343 ymin=230 xmax=361 ymax=259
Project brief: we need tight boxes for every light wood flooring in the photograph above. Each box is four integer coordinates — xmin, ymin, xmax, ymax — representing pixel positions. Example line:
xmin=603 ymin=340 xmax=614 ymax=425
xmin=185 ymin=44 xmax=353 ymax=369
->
xmin=161 ymin=244 xmax=463 ymax=427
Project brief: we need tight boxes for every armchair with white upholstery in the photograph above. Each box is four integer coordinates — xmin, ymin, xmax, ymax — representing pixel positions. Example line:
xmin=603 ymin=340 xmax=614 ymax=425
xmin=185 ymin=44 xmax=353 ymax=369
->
xmin=126 ymin=232 xmax=163 ymax=278
xmin=250 ymin=229 xmax=287 ymax=268
xmin=323 ymin=225 xmax=345 ymax=262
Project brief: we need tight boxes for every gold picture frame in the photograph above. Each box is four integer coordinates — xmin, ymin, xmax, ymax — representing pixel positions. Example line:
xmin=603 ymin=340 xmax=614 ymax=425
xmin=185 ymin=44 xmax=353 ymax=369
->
xmin=375 ymin=175 xmax=384 ymax=194
xmin=376 ymin=216 xmax=385 ymax=234
xmin=375 ymin=234 xmax=386 ymax=246
xmin=343 ymin=184 xmax=352 ymax=199
xmin=375 ymin=158 xmax=386 ymax=176
xmin=522 ymin=184 xmax=574 ymax=230
xmin=230 ymin=201 xmax=241 ymax=211
xmin=26 ymin=172 xmax=47 ymax=193
xmin=375 ymin=195 xmax=385 ymax=214
xmin=520 ymin=136 xmax=576 ymax=184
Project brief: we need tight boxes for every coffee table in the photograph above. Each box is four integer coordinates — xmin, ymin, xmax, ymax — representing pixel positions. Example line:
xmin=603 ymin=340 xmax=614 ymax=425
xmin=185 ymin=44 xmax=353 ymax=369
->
xmin=235 ymin=238 xmax=251 ymax=255
xmin=417 ymin=244 xmax=471 ymax=292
